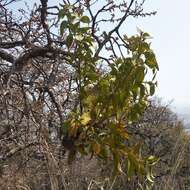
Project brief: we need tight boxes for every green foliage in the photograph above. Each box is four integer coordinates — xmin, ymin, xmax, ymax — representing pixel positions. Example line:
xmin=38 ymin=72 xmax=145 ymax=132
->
xmin=59 ymin=4 xmax=159 ymax=186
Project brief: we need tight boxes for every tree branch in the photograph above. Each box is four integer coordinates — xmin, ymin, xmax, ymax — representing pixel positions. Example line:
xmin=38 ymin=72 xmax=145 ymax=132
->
xmin=0 ymin=49 xmax=15 ymax=63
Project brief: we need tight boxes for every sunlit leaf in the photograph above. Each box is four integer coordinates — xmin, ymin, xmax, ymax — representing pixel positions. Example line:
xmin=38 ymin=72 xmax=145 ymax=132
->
xmin=80 ymin=112 xmax=91 ymax=125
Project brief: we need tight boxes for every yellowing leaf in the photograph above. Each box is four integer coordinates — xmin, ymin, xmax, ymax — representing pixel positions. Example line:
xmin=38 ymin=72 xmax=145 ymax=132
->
xmin=69 ymin=123 xmax=79 ymax=137
xmin=92 ymin=141 xmax=101 ymax=155
xmin=116 ymin=127 xmax=129 ymax=139
xmin=146 ymin=155 xmax=159 ymax=166
xmin=146 ymin=167 xmax=155 ymax=183
xmin=80 ymin=112 xmax=91 ymax=125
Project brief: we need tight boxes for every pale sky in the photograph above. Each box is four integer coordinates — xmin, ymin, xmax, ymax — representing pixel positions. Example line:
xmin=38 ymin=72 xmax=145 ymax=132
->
xmin=126 ymin=0 xmax=190 ymax=108
xmin=10 ymin=0 xmax=190 ymax=109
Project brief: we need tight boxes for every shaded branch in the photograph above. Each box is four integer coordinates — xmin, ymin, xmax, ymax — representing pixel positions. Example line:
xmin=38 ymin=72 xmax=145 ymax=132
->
xmin=0 ymin=40 xmax=25 ymax=49
xmin=0 ymin=48 xmax=15 ymax=63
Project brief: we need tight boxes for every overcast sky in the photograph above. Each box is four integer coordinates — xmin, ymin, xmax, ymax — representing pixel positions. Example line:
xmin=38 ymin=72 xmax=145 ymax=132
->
xmin=126 ymin=0 xmax=190 ymax=109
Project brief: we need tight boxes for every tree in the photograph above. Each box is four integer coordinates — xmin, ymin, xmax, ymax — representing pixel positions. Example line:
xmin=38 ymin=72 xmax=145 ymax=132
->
xmin=0 ymin=0 xmax=158 ymax=189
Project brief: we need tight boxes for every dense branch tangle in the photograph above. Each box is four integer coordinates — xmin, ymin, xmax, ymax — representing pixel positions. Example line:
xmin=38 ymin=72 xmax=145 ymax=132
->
xmin=0 ymin=0 xmax=158 ymax=189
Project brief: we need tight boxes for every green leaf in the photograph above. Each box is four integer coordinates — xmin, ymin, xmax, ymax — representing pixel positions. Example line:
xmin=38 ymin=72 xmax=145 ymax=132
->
xmin=80 ymin=15 xmax=90 ymax=23
xmin=66 ymin=34 xmax=73 ymax=48
xmin=136 ymin=66 xmax=145 ymax=82
xmin=148 ymin=82 xmax=155 ymax=96
xmin=70 ymin=22 xmax=80 ymax=33
xmin=127 ymin=159 xmax=135 ymax=179
xmin=139 ymin=42 xmax=149 ymax=53
xmin=58 ymin=9 xmax=65 ymax=19
xmin=145 ymin=51 xmax=158 ymax=69
xmin=140 ymin=84 xmax=146 ymax=98
xmin=60 ymin=21 xmax=68 ymax=34
xmin=62 ymin=121 xmax=70 ymax=134
xmin=143 ymin=32 xmax=150 ymax=38
xmin=113 ymin=152 xmax=123 ymax=174
xmin=79 ymin=27 xmax=90 ymax=33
